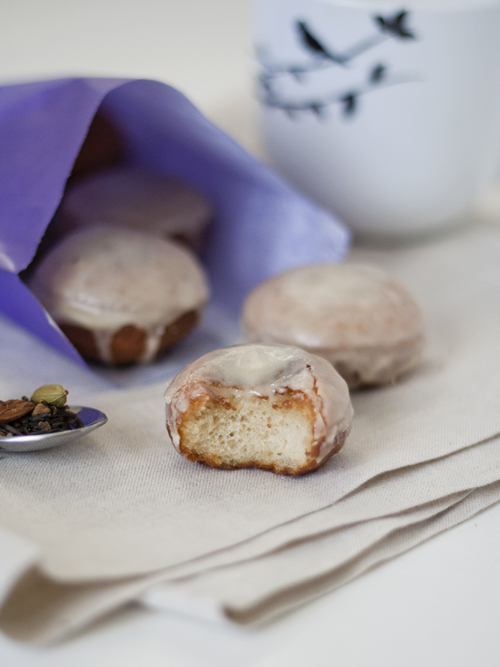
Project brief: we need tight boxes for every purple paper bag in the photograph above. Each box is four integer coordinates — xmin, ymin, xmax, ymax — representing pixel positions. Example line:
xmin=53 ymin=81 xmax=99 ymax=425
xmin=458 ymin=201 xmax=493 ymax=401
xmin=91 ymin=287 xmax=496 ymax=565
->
xmin=0 ymin=77 xmax=350 ymax=365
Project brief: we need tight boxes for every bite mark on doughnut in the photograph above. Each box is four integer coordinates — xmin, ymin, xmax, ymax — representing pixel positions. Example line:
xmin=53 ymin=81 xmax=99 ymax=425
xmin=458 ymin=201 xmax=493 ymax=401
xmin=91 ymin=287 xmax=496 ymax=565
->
xmin=176 ymin=386 xmax=344 ymax=476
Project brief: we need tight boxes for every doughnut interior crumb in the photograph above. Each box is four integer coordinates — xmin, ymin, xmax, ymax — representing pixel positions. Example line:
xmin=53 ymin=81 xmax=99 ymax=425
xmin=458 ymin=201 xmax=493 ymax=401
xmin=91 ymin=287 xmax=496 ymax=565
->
xmin=177 ymin=390 xmax=317 ymax=475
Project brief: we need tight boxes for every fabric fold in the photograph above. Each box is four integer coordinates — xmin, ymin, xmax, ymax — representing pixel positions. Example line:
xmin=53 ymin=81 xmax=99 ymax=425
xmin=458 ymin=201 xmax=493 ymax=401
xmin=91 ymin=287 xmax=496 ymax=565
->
xmin=2 ymin=481 xmax=498 ymax=644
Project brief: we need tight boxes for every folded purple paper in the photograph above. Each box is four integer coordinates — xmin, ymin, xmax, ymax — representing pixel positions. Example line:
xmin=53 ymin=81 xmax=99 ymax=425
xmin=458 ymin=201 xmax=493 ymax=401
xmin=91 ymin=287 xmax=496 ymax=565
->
xmin=0 ymin=77 xmax=349 ymax=365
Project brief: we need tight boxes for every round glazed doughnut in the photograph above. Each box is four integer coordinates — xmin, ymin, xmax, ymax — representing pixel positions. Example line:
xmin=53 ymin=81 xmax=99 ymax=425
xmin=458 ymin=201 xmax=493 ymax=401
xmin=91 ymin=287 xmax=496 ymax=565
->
xmin=29 ymin=226 xmax=210 ymax=365
xmin=165 ymin=343 xmax=353 ymax=475
xmin=241 ymin=264 xmax=425 ymax=389
xmin=57 ymin=167 xmax=213 ymax=250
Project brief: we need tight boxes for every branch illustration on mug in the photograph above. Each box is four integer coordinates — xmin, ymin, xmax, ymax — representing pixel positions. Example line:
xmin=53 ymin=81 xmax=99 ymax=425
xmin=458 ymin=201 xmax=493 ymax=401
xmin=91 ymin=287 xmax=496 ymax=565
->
xmin=256 ymin=0 xmax=500 ymax=237
xmin=257 ymin=10 xmax=420 ymax=119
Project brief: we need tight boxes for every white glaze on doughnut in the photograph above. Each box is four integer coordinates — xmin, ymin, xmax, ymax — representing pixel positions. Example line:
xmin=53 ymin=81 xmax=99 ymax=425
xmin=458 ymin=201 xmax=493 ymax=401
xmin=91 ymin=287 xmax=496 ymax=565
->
xmin=165 ymin=344 xmax=353 ymax=468
xmin=30 ymin=226 xmax=209 ymax=363
xmin=242 ymin=264 xmax=425 ymax=387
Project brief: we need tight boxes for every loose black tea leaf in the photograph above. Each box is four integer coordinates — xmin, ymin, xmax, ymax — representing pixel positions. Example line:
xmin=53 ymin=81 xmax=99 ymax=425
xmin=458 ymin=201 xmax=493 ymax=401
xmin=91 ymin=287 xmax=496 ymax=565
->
xmin=0 ymin=397 xmax=84 ymax=438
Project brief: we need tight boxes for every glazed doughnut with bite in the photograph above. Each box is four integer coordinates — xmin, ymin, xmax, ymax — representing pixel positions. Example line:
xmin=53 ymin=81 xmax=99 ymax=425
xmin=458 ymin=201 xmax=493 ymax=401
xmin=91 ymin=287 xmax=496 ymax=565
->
xmin=165 ymin=343 xmax=353 ymax=475
xmin=29 ymin=226 xmax=209 ymax=365
xmin=57 ymin=166 xmax=213 ymax=250
xmin=242 ymin=264 xmax=425 ymax=389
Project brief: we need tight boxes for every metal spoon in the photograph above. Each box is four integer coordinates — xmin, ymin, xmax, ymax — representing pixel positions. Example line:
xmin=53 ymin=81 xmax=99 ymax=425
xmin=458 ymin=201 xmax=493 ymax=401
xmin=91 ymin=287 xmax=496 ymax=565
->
xmin=0 ymin=406 xmax=108 ymax=453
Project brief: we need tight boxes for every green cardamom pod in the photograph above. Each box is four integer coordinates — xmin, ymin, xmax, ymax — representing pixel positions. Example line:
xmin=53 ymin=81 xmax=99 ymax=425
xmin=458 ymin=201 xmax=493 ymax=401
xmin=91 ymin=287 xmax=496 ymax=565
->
xmin=30 ymin=384 xmax=69 ymax=408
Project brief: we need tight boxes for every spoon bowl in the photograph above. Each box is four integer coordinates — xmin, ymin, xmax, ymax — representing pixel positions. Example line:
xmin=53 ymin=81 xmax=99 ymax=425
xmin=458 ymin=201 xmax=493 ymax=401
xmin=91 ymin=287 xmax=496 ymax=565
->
xmin=0 ymin=406 xmax=107 ymax=453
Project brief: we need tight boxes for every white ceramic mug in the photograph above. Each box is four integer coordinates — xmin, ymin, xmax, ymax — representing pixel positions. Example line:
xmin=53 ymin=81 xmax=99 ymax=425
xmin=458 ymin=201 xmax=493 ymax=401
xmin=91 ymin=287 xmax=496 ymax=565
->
xmin=254 ymin=0 xmax=500 ymax=239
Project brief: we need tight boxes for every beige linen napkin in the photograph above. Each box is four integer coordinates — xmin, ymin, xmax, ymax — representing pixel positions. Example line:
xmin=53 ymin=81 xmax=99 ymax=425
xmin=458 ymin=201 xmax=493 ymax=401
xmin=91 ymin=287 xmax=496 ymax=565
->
xmin=1 ymin=480 xmax=498 ymax=643
xmin=0 ymin=221 xmax=499 ymax=641
xmin=189 ymin=482 xmax=500 ymax=625
xmin=148 ymin=484 xmax=500 ymax=621
xmin=145 ymin=432 xmax=500 ymax=581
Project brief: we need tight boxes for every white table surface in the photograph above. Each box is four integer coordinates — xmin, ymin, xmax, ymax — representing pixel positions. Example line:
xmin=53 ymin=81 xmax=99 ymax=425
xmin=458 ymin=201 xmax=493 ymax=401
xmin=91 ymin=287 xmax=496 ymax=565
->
xmin=0 ymin=1 xmax=499 ymax=664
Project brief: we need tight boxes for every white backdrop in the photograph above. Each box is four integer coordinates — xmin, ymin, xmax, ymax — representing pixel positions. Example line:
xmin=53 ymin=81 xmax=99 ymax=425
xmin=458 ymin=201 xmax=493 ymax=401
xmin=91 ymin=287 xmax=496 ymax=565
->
xmin=0 ymin=0 xmax=261 ymax=156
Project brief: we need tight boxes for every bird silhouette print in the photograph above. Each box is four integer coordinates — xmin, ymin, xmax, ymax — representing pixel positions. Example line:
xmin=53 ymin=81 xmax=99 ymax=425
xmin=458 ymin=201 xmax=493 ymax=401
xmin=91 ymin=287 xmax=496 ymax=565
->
xmin=257 ymin=9 xmax=419 ymax=119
